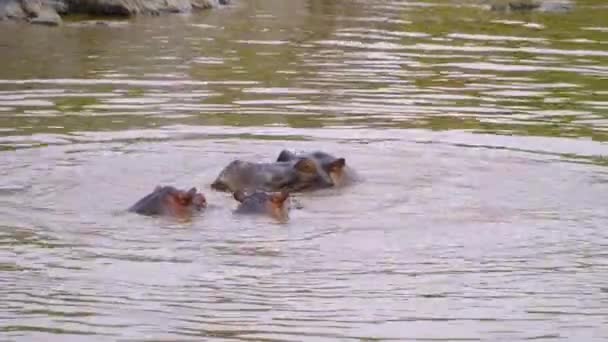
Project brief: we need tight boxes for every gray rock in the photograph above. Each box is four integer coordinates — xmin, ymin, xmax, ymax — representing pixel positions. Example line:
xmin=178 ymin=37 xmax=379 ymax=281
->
xmin=537 ymin=0 xmax=572 ymax=13
xmin=65 ymin=19 xmax=127 ymax=27
xmin=487 ymin=0 xmax=573 ymax=13
xmin=65 ymin=0 xmax=138 ymax=16
xmin=21 ymin=0 xmax=42 ymax=16
xmin=21 ymin=0 xmax=61 ymax=25
xmin=1 ymin=0 xmax=61 ymax=24
xmin=162 ymin=0 xmax=194 ymax=13
xmin=29 ymin=3 xmax=61 ymax=25
xmin=64 ymin=0 xmax=226 ymax=16
xmin=0 ymin=0 xmax=27 ymax=20
xmin=1 ymin=0 xmax=229 ymax=24
xmin=48 ymin=0 xmax=68 ymax=13
xmin=192 ymin=0 xmax=214 ymax=10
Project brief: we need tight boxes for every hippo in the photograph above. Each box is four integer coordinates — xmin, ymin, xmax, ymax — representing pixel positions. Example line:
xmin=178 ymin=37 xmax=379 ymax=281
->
xmin=276 ymin=150 xmax=352 ymax=187
xmin=210 ymin=157 xmax=334 ymax=193
xmin=233 ymin=190 xmax=290 ymax=221
xmin=128 ymin=186 xmax=207 ymax=218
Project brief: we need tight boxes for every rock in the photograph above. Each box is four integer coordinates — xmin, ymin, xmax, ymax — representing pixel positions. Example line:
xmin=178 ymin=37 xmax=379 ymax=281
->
xmin=490 ymin=0 xmax=541 ymax=12
xmin=64 ymin=0 xmax=227 ymax=16
xmin=487 ymin=0 xmax=573 ymax=13
xmin=21 ymin=0 xmax=42 ymax=16
xmin=192 ymin=0 xmax=230 ymax=10
xmin=0 ymin=0 xmax=61 ymax=25
xmin=65 ymin=19 xmax=127 ymax=27
xmin=22 ymin=0 xmax=62 ymax=25
xmin=0 ymin=0 xmax=27 ymax=20
xmin=65 ymin=0 xmax=136 ymax=16
xmin=160 ymin=0 xmax=193 ymax=13
xmin=29 ymin=3 xmax=61 ymax=25
xmin=1 ymin=0 xmax=229 ymax=24
xmin=48 ymin=0 xmax=68 ymax=14
xmin=192 ymin=0 xmax=213 ymax=10
xmin=537 ymin=0 xmax=572 ymax=13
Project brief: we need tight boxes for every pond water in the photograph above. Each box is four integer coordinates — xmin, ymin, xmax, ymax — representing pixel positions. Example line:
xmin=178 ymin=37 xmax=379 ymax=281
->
xmin=1 ymin=0 xmax=608 ymax=341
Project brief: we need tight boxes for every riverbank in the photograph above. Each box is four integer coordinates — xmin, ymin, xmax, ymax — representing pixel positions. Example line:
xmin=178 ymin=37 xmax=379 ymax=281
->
xmin=0 ymin=0 xmax=229 ymax=26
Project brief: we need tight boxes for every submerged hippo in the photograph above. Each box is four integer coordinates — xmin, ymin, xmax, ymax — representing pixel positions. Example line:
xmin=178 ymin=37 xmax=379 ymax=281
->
xmin=211 ymin=157 xmax=334 ymax=193
xmin=233 ymin=190 xmax=290 ymax=221
xmin=276 ymin=150 xmax=352 ymax=187
xmin=128 ymin=186 xmax=207 ymax=218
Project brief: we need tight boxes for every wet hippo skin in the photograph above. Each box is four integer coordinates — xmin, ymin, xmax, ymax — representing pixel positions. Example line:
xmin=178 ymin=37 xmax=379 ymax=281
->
xmin=233 ymin=190 xmax=290 ymax=221
xmin=276 ymin=150 xmax=351 ymax=187
xmin=128 ymin=186 xmax=207 ymax=218
xmin=211 ymin=157 xmax=334 ymax=193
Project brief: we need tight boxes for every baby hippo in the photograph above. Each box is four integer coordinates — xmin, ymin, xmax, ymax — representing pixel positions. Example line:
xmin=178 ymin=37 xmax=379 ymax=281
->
xmin=128 ymin=186 xmax=207 ymax=218
xmin=233 ymin=190 xmax=290 ymax=221
xmin=211 ymin=157 xmax=333 ymax=193
xmin=276 ymin=149 xmax=350 ymax=187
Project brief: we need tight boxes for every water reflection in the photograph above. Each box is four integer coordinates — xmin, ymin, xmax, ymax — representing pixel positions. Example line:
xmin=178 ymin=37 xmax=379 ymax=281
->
xmin=1 ymin=0 xmax=608 ymax=340
xmin=0 ymin=0 xmax=607 ymax=146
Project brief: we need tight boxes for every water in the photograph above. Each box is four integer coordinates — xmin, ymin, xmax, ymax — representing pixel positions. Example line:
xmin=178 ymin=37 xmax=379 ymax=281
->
xmin=1 ymin=0 xmax=608 ymax=340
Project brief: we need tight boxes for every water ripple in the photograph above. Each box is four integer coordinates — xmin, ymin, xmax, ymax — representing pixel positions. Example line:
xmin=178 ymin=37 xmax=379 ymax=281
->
xmin=1 ymin=0 xmax=608 ymax=340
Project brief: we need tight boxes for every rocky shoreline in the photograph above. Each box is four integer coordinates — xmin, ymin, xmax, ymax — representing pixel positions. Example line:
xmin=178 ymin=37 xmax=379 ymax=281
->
xmin=0 ymin=0 xmax=229 ymax=26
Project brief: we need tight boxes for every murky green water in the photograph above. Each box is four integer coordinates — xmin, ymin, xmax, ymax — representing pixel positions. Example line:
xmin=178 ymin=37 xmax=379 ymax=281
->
xmin=1 ymin=0 xmax=608 ymax=341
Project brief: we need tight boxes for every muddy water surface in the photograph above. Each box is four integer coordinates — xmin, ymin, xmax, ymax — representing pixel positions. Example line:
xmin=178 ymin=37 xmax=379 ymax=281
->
xmin=1 ymin=0 xmax=608 ymax=341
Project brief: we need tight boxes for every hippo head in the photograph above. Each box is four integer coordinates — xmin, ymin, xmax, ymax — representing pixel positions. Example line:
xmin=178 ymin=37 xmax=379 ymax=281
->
xmin=287 ymin=157 xmax=336 ymax=191
xmin=211 ymin=158 xmax=336 ymax=193
xmin=179 ymin=187 xmax=207 ymax=211
xmin=129 ymin=186 xmax=207 ymax=217
xmin=156 ymin=186 xmax=207 ymax=216
xmin=211 ymin=160 xmax=248 ymax=192
xmin=321 ymin=156 xmax=346 ymax=186
xmin=233 ymin=190 xmax=290 ymax=221
xmin=278 ymin=150 xmax=347 ymax=187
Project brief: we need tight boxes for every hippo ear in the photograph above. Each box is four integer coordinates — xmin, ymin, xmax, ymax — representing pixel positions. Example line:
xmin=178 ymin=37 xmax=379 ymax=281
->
xmin=154 ymin=185 xmax=163 ymax=192
xmin=187 ymin=187 xmax=197 ymax=196
xmin=277 ymin=150 xmax=297 ymax=162
xmin=233 ymin=191 xmax=246 ymax=203
xmin=271 ymin=191 xmax=289 ymax=204
xmin=329 ymin=158 xmax=346 ymax=170
xmin=294 ymin=158 xmax=317 ymax=174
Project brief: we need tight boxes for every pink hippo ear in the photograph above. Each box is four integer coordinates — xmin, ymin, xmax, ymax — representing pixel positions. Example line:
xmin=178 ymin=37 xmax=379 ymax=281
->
xmin=294 ymin=158 xmax=317 ymax=174
xmin=233 ymin=191 xmax=247 ymax=203
xmin=270 ymin=191 xmax=289 ymax=204
xmin=329 ymin=158 xmax=346 ymax=171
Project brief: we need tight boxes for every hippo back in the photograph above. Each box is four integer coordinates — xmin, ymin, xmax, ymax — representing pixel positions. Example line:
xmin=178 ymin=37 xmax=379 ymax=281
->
xmin=128 ymin=186 xmax=173 ymax=215
xmin=212 ymin=159 xmax=333 ymax=193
